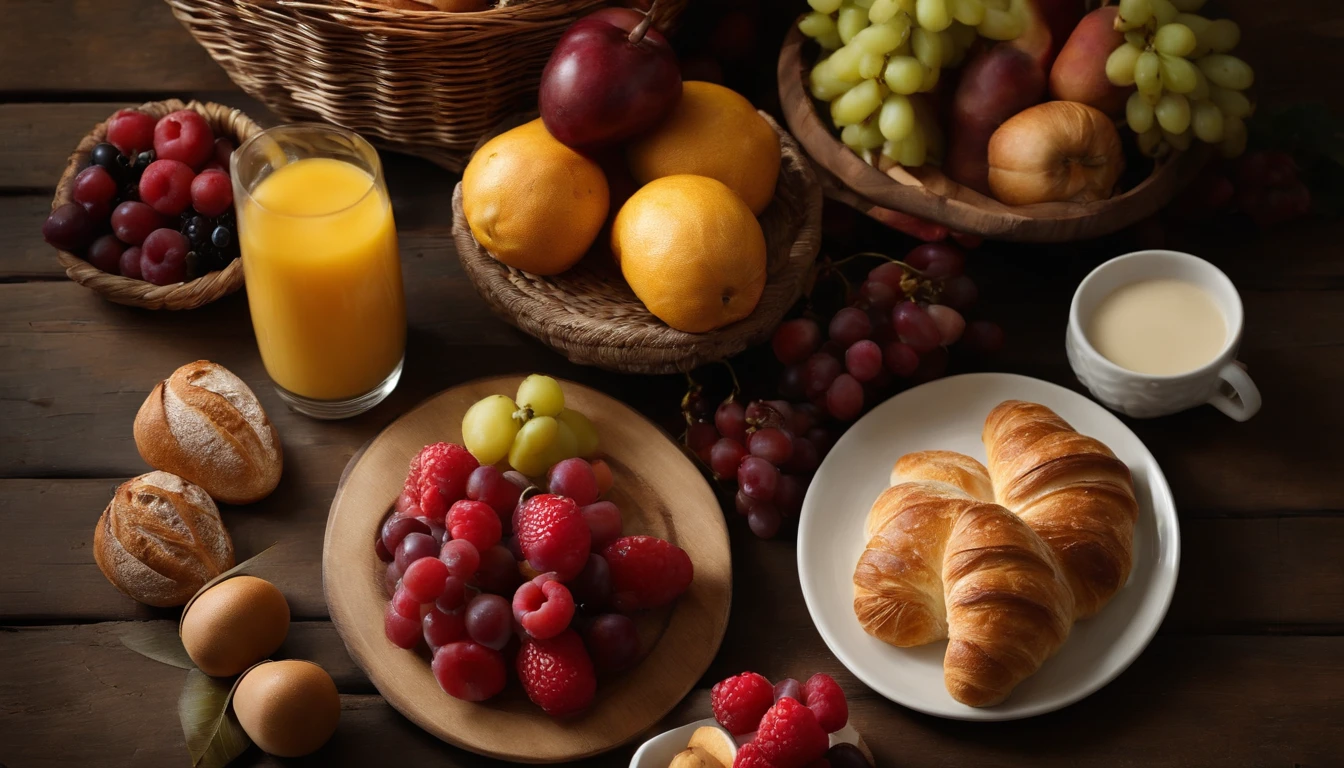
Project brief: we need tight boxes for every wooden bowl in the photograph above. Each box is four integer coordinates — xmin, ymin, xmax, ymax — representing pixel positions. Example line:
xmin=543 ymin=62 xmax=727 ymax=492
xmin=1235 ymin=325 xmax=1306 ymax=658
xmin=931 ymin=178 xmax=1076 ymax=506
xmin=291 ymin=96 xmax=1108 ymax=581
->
xmin=453 ymin=112 xmax=823 ymax=374
xmin=777 ymin=23 xmax=1211 ymax=243
xmin=51 ymin=99 xmax=260 ymax=309
xmin=323 ymin=376 xmax=732 ymax=763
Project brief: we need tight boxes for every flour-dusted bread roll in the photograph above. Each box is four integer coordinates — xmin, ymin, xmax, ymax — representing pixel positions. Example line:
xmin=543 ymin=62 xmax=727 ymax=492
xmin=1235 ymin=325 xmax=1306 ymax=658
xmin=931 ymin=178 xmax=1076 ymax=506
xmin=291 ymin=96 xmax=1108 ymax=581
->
xmin=134 ymin=361 xmax=282 ymax=505
xmin=94 ymin=471 xmax=235 ymax=607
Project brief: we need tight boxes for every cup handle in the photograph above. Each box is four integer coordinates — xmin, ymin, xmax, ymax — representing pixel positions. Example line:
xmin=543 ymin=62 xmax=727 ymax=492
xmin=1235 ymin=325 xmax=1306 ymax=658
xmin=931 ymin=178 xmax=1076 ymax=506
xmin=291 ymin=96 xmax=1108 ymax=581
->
xmin=1208 ymin=362 xmax=1261 ymax=421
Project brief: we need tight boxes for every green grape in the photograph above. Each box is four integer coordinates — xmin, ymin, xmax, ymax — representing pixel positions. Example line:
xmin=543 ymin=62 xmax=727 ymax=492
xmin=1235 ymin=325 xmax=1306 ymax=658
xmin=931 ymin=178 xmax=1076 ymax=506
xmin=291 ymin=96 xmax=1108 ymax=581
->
xmin=1188 ymin=66 xmax=1210 ymax=101
xmin=508 ymin=415 xmax=559 ymax=477
xmin=1203 ymin=19 xmax=1240 ymax=53
xmin=879 ymin=94 xmax=917 ymax=141
xmin=838 ymin=4 xmax=870 ymax=44
xmin=912 ymin=27 xmax=943 ymax=69
xmin=859 ymin=51 xmax=886 ymax=79
xmin=977 ymin=0 xmax=1024 ymax=40
xmin=1124 ymin=30 xmax=1148 ymax=50
xmin=1171 ymin=0 xmax=1205 ymax=10
xmin=811 ymin=57 xmax=861 ymax=100
xmin=556 ymin=408 xmax=599 ymax=458
xmin=1175 ymin=13 xmax=1212 ymax=55
xmin=852 ymin=0 xmax=875 ymax=7
xmin=919 ymin=63 xmax=941 ymax=92
xmin=868 ymin=0 xmax=899 ymax=23
xmin=1164 ymin=128 xmax=1192 ymax=151
xmin=950 ymin=0 xmax=985 ymax=25
xmin=516 ymin=374 xmax=565 ymax=418
xmin=1154 ymin=23 xmax=1196 ymax=57
xmin=896 ymin=0 xmax=918 ymax=12
xmin=1135 ymin=51 xmax=1163 ymax=98
xmin=800 ymin=13 xmax=842 ymax=50
xmin=883 ymin=55 xmax=925 ymax=94
xmin=1198 ymin=54 xmax=1254 ymax=90
xmin=916 ymin=0 xmax=952 ymax=31
xmin=1137 ymin=127 xmax=1164 ymax=157
xmin=897 ymin=124 xmax=927 ymax=166
xmin=1191 ymin=100 xmax=1225 ymax=143
xmin=914 ymin=97 xmax=944 ymax=158
xmin=1126 ymin=91 xmax=1156 ymax=133
xmin=1116 ymin=0 xmax=1152 ymax=30
xmin=1221 ymin=115 xmax=1247 ymax=157
xmin=1106 ymin=43 xmax=1143 ymax=86
xmin=462 ymin=394 xmax=521 ymax=466
xmin=831 ymin=78 xmax=885 ymax=125
xmin=827 ymin=42 xmax=866 ymax=81
xmin=539 ymin=421 xmax=580 ymax=471
xmin=1160 ymin=53 xmax=1198 ymax=93
xmin=842 ymin=120 xmax=886 ymax=149
xmin=1151 ymin=0 xmax=1178 ymax=27
xmin=853 ymin=17 xmax=908 ymax=53
xmin=1209 ymin=85 xmax=1253 ymax=119
xmin=810 ymin=0 xmax=844 ymax=13
xmin=1155 ymin=93 xmax=1191 ymax=134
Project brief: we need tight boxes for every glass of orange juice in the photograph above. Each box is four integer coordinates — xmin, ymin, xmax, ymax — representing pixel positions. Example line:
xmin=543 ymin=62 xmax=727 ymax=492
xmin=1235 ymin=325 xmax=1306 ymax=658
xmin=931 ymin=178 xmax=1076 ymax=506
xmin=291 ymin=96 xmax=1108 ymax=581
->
xmin=231 ymin=124 xmax=406 ymax=419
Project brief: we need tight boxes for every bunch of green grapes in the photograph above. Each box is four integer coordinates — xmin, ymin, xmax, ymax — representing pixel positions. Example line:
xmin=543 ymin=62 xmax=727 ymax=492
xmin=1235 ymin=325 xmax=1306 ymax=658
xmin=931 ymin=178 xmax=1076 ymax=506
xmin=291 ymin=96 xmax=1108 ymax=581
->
xmin=799 ymin=0 xmax=1027 ymax=168
xmin=460 ymin=374 xmax=600 ymax=477
xmin=1106 ymin=0 xmax=1254 ymax=157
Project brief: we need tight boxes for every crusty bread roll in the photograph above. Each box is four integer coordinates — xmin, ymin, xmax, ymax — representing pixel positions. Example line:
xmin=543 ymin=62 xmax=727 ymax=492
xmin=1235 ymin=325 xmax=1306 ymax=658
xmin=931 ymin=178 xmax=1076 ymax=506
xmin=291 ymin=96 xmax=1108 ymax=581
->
xmin=134 ymin=361 xmax=282 ymax=505
xmin=94 ymin=471 xmax=235 ymax=607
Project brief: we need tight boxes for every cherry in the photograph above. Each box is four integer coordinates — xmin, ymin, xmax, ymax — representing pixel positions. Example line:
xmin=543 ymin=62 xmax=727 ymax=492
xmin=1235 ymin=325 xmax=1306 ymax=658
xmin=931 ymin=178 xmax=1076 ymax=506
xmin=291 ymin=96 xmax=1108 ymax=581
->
xmin=153 ymin=110 xmax=215 ymax=170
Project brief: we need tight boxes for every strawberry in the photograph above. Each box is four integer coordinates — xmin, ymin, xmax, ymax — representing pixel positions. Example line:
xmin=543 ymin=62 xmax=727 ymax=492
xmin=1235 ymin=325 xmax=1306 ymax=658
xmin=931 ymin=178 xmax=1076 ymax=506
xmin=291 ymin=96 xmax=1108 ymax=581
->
xmin=712 ymin=671 xmax=775 ymax=735
xmin=802 ymin=673 xmax=848 ymax=733
xmin=515 ymin=494 xmax=591 ymax=580
xmin=753 ymin=697 xmax=828 ymax=768
xmin=602 ymin=535 xmax=693 ymax=612
xmin=516 ymin=628 xmax=596 ymax=717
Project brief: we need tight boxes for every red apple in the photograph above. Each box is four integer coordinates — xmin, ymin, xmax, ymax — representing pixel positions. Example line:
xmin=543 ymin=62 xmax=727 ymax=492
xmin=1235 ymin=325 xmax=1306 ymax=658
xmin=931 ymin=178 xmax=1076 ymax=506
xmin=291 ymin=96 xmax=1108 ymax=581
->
xmin=944 ymin=45 xmax=1046 ymax=195
xmin=539 ymin=8 xmax=682 ymax=150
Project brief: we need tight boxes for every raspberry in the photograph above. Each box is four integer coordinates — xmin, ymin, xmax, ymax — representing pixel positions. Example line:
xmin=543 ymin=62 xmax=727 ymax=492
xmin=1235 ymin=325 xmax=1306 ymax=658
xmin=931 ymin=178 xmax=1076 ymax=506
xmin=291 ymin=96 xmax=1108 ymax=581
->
xmin=515 ymin=494 xmax=591 ymax=581
xmin=432 ymin=642 xmax=507 ymax=702
xmin=516 ymin=629 xmax=596 ymax=717
xmin=107 ymin=109 xmax=157 ymax=156
xmin=416 ymin=443 xmax=479 ymax=522
xmin=447 ymin=500 xmax=503 ymax=551
xmin=512 ymin=577 xmax=575 ymax=640
xmin=138 ymin=159 xmax=195 ymax=216
xmin=602 ymin=535 xmax=693 ymax=612
xmin=802 ymin=673 xmax=848 ymax=733
xmin=734 ymin=743 xmax=777 ymax=768
xmin=712 ymin=671 xmax=775 ymax=735
xmin=153 ymin=109 xmax=215 ymax=170
xmin=139 ymin=228 xmax=189 ymax=285
xmin=753 ymin=698 xmax=829 ymax=768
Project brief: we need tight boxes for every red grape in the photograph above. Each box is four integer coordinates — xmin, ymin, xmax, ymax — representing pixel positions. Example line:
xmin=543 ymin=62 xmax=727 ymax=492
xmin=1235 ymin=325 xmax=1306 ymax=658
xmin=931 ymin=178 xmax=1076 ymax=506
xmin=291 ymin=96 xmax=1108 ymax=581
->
xmin=42 ymin=202 xmax=96 ymax=253
xmin=803 ymin=353 xmax=842 ymax=398
xmin=905 ymin=242 xmax=965 ymax=279
xmin=748 ymin=427 xmax=793 ymax=465
xmin=941 ymin=276 xmax=979 ymax=310
xmin=547 ymin=458 xmax=599 ymax=506
xmin=775 ymin=474 xmax=806 ymax=518
xmin=107 ymin=109 xmax=157 ymax=156
xmin=466 ymin=465 xmax=521 ymax=529
xmin=138 ymin=159 xmax=196 ymax=216
xmin=583 ymin=614 xmax=640 ymax=672
xmin=86 ymin=235 xmax=124 ymax=274
xmin=464 ymin=593 xmax=513 ymax=650
xmin=569 ymin=553 xmax=613 ymax=609
xmin=772 ymin=318 xmax=822 ymax=364
xmin=748 ymin=504 xmax=782 ymax=538
xmin=709 ymin=437 xmax=747 ymax=479
xmin=715 ymin=401 xmax=748 ymax=443
xmin=962 ymin=321 xmax=1006 ymax=354
xmin=190 ymin=169 xmax=233 ymax=217
xmin=734 ymin=489 xmax=755 ymax=516
xmin=590 ymin=460 xmax=614 ymax=496
xmin=927 ymin=305 xmax=966 ymax=345
xmin=779 ymin=365 xmax=805 ymax=400
xmin=892 ymin=302 xmax=941 ymax=354
xmin=440 ymin=538 xmax=481 ymax=579
xmin=213 ymin=137 xmax=235 ymax=169
xmin=829 ymin=307 xmax=872 ymax=347
xmin=140 ymin=228 xmax=191 ymax=285
xmin=791 ymin=404 xmax=819 ymax=436
xmin=806 ymin=427 xmax=835 ymax=457
xmin=687 ymin=422 xmax=719 ymax=463
xmin=436 ymin=576 xmax=468 ymax=612
xmin=153 ymin=110 xmax=215 ymax=170
xmin=826 ymin=374 xmax=864 ymax=421
xmin=423 ymin=607 xmax=466 ymax=649
xmin=384 ymin=603 xmax=422 ymax=649
xmin=119 ymin=246 xmax=143 ymax=280
xmin=395 ymin=531 xmax=440 ymax=573
xmin=782 ymin=438 xmax=819 ymax=475
xmin=912 ymin=346 xmax=949 ymax=382
xmin=403 ymin=557 xmax=450 ymax=603
xmin=745 ymin=400 xmax=786 ymax=429
xmin=391 ymin=585 xmax=422 ymax=619
xmin=579 ymin=501 xmax=623 ymax=551
xmin=844 ymin=339 xmax=883 ymax=382
xmin=868 ymin=261 xmax=906 ymax=292
xmin=883 ymin=341 xmax=920 ymax=377
xmin=432 ymin=642 xmax=507 ymax=702
xmin=474 ymin=544 xmax=522 ymax=595
xmin=738 ymin=456 xmax=779 ymax=501
xmin=72 ymin=166 xmax=119 ymax=220
xmin=860 ymin=279 xmax=899 ymax=309
xmin=764 ymin=400 xmax=795 ymax=424
xmin=111 ymin=201 xmax=162 ymax=246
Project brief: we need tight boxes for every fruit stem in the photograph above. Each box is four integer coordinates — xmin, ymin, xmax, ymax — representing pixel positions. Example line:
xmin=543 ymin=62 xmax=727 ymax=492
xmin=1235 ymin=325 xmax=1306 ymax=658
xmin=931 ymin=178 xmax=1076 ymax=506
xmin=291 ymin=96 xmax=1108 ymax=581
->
xmin=519 ymin=485 xmax=545 ymax=503
xmin=829 ymin=251 xmax=927 ymax=276
xmin=628 ymin=0 xmax=657 ymax=44
xmin=718 ymin=361 xmax=742 ymax=405
xmin=680 ymin=372 xmax=702 ymax=426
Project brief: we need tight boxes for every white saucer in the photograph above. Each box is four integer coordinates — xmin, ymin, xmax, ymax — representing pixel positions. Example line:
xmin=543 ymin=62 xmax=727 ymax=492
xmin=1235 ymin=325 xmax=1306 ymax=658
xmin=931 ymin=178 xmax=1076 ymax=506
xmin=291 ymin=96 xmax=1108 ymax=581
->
xmin=797 ymin=373 xmax=1180 ymax=721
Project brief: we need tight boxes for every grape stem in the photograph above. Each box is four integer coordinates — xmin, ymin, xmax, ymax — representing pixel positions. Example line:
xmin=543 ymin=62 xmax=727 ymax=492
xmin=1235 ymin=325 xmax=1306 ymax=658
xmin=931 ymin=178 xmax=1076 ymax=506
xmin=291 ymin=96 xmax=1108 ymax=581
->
xmin=718 ymin=360 xmax=742 ymax=406
xmin=829 ymin=251 xmax=927 ymax=276
xmin=519 ymin=484 xmax=545 ymax=504
xmin=628 ymin=0 xmax=658 ymax=45
xmin=680 ymin=371 xmax=703 ymax=427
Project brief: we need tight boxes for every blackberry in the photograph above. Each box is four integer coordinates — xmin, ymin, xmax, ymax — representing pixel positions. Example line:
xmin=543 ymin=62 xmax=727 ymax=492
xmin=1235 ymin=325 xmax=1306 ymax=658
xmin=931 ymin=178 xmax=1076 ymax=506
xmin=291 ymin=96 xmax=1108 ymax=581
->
xmin=177 ymin=207 xmax=240 ymax=278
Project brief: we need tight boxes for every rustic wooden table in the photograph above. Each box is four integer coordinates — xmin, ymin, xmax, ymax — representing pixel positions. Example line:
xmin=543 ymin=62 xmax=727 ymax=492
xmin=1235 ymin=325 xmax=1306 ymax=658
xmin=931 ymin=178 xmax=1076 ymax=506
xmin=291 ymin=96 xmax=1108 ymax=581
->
xmin=2 ymin=1 xmax=1342 ymax=766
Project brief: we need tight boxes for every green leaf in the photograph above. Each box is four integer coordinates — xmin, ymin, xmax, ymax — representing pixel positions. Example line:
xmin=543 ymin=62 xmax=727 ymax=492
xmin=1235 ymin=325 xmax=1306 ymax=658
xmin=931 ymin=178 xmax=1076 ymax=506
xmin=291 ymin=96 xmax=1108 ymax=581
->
xmin=179 ymin=669 xmax=251 ymax=768
xmin=119 ymin=622 xmax=195 ymax=670
xmin=179 ymin=543 xmax=281 ymax=635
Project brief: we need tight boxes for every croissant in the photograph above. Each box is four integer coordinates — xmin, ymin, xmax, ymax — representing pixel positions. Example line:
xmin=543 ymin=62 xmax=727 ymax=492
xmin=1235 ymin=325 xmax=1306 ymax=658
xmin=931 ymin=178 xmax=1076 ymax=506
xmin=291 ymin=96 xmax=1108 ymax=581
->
xmin=855 ymin=451 xmax=1075 ymax=707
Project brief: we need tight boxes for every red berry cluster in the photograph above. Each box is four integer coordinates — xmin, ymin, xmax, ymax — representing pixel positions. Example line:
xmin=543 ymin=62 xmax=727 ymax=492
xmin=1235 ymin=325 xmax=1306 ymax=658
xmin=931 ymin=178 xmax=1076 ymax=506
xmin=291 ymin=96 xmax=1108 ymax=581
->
xmin=42 ymin=108 xmax=240 ymax=286
xmin=1169 ymin=150 xmax=1313 ymax=228
xmin=376 ymin=443 xmax=693 ymax=716
xmin=710 ymin=671 xmax=871 ymax=768
xmin=685 ymin=242 xmax=1005 ymax=540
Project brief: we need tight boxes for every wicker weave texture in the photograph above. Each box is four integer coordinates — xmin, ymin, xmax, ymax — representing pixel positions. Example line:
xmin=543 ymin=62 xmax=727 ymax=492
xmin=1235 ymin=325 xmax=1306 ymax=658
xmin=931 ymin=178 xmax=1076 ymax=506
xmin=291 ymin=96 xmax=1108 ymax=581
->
xmin=164 ymin=0 xmax=689 ymax=171
xmin=52 ymin=99 xmax=260 ymax=310
xmin=454 ymin=112 xmax=824 ymax=374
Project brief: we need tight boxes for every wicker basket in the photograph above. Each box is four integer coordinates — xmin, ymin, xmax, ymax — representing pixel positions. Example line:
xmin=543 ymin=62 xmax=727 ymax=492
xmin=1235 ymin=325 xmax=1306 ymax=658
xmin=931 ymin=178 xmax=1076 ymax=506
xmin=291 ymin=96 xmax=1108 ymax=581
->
xmin=52 ymin=99 xmax=260 ymax=310
xmin=453 ymin=112 xmax=824 ymax=375
xmin=164 ymin=0 xmax=689 ymax=172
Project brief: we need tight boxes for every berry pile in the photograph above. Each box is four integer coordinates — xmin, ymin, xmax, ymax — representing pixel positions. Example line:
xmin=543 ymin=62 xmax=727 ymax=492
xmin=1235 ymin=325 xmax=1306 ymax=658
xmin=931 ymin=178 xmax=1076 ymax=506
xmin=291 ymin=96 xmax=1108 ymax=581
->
xmin=377 ymin=442 xmax=693 ymax=716
xmin=710 ymin=671 xmax=871 ymax=768
xmin=685 ymin=241 xmax=1004 ymax=539
xmin=42 ymin=108 xmax=240 ymax=286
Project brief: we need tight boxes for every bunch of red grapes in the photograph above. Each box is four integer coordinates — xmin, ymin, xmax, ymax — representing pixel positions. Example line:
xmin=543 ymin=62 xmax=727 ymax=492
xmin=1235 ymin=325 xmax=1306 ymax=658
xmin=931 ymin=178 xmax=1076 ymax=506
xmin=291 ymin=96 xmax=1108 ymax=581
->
xmin=685 ymin=242 xmax=1004 ymax=540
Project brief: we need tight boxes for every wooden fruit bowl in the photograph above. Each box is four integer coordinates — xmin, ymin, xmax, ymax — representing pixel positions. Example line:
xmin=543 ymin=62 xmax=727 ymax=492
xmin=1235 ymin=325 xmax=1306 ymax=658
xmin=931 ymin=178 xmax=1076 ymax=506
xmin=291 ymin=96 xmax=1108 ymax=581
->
xmin=323 ymin=376 xmax=732 ymax=763
xmin=51 ymin=99 xmax=260 ymax=309
xmin=777 ymin=23 xmax=1210 ymax=243
xmin=453 ymin=112 xmax=823 ymax=375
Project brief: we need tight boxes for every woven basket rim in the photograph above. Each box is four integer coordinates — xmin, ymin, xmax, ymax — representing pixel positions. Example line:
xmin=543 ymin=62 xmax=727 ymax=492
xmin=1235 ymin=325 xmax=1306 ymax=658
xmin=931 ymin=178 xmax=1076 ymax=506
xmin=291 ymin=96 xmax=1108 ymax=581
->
xmin=52 ymin=99 xmax=261 ymax=310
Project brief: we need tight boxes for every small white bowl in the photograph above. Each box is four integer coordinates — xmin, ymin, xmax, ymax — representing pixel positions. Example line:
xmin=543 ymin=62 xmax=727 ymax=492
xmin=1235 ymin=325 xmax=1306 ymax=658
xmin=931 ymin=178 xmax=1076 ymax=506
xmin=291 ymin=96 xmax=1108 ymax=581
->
xmin=630 ymin=718 xmax=866 ymax=768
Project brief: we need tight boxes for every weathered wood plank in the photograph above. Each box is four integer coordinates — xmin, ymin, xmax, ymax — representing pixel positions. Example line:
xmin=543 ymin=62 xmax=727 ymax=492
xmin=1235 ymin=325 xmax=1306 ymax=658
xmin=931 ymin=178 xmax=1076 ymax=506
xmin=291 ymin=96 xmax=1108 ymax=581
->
xmin=1 ymin=623 xmax=1340 ymax=767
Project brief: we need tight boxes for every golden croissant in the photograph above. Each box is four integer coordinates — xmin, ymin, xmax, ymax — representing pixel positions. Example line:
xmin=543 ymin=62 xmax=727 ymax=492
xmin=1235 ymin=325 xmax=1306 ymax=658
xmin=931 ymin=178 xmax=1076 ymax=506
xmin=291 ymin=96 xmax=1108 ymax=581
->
xmin=853 ymin=401 xmax=1138 ymax=707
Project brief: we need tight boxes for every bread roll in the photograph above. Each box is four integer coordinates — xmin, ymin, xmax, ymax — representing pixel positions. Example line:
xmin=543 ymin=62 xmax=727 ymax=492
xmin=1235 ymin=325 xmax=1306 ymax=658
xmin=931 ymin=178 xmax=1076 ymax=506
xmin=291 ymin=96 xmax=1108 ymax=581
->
xmin=94 ymin=471 xmax=235 ymax=607
xmin=135 ymin=361 xmax=282 ymax=505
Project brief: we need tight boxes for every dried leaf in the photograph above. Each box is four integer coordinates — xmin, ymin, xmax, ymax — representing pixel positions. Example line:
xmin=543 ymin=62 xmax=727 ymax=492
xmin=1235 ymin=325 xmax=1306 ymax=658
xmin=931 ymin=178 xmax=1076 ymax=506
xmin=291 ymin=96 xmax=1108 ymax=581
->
xmin=179 ymin=669 xmax=251 ymax=768
xmin=119 ymin=622 xmax=195 ymax=670
xmin=180 ymin=543 xmax=281 ymax=635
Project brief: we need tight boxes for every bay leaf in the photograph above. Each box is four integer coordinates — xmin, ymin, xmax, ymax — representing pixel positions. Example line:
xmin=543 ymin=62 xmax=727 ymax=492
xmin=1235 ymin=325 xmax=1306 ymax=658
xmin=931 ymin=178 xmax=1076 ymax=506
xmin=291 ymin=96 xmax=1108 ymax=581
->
xmin=179 ymin=669 xmax=251 ymax=768
xmin=118 ymin=622 xmax=195 ymax=670
xmin=180 ymin=543 xmax=281 ymax=635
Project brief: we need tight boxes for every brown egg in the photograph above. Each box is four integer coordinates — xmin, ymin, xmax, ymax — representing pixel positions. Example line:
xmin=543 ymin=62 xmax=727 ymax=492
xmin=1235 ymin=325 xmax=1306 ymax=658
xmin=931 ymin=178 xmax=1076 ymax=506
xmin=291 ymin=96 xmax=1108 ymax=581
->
xmin=180 ymin=575 xmax=290 ymax=676
xmin=232 ymin=660 xmax=340 ymax=757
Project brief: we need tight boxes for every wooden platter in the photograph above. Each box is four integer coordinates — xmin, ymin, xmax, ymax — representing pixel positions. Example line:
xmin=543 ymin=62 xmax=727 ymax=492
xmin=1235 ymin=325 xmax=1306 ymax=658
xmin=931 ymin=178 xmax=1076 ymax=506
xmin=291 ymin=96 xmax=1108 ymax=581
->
xmin=323 ymin=375 xmax=732 ymax=763
xmin=777 ymin=22 xmax=1211 ymax=242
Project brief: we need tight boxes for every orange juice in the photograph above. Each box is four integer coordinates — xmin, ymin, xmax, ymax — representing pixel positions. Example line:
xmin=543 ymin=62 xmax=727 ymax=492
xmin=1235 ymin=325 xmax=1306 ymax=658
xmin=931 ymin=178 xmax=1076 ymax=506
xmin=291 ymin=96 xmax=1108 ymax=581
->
xmin=238 ymin=157 xmax=406 ymax=402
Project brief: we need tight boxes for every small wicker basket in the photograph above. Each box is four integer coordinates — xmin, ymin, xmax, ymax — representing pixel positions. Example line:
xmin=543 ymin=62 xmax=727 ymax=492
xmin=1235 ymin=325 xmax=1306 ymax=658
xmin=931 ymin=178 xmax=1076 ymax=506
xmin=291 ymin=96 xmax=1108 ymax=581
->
xmin=51 ymin=99 xmax=260 ymax=310
xmin=453 ymin=112 xmax=824 ymax=375
xmin=164 ymin=0 xmax=689 ymax=171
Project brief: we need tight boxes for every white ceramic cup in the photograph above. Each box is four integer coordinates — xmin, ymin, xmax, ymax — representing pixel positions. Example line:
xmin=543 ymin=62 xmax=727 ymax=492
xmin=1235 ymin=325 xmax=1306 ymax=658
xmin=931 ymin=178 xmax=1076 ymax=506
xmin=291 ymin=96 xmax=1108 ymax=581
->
xmin=1066 ymin=250 xmax=1261 ymax=421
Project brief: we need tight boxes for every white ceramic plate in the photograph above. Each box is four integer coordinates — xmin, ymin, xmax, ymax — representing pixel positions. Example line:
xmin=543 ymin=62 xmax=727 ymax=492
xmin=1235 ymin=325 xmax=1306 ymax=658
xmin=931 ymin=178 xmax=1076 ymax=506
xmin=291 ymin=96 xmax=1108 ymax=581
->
xmin=797 ymin=373 xmax=1180 ymax=721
